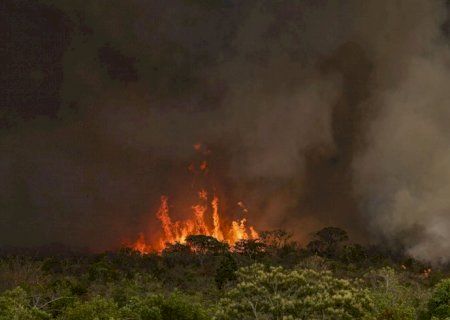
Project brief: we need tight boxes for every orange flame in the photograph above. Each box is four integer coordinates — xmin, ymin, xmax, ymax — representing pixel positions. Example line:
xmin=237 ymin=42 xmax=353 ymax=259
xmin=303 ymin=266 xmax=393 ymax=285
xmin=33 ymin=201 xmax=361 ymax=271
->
xmin=199 ymin=160 xmax=208 ymax=172
xmin=129 ymin=144 xmax=258 ymax=253
xmin=131 ymin=191 xmax=258 ymax=253
xmin=249 ymin=226 xmax=259 ymax=239
xmin=156 ymin=196 xmax=174 ymax=244
xmin=194 ymin=143 xmax=202 ymax=151
xmin=131 ymin=233 xmax=153 ymax=253
xmin=212 ymin=196 xmax=224 ymax=241
xmin=237 ymin=201 xmax=249 ymax=213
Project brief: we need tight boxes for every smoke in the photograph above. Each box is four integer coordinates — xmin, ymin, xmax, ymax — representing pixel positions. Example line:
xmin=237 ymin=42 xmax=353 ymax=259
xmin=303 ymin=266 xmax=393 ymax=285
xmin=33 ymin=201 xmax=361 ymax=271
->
xmin=353 ymin=0 xmax=450 ymax=262
xmin=1 ymin=0 xmax=449 ymax=260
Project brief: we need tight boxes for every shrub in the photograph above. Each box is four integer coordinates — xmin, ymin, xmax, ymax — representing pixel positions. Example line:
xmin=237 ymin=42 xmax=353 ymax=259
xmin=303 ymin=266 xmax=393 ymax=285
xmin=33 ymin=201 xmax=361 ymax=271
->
xmin=120 ymin=293 xmax=209 ymax=320
xmin=58 ymin=297 xmax=120 ymax=320
xmin=0 ymin=287 xmax=51 ymax=320
xmin=214 ymin=263 xmax=373 ymax=320
xmin=429 ymin=279 xmax=450 ymax=319
xmin=215 ymin=254 xmax=237 ymax=289
xmin=366 ymin=267 xmax=427 ymax=320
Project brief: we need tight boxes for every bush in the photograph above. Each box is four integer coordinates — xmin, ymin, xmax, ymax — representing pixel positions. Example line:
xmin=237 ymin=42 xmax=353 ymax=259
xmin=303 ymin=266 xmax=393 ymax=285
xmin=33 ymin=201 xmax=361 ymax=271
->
xmin=429 ymin=279 xmax=450 ymax=319
xmin=366 ymin=267 xmax=428 ymax=320
xmin=58 ymin=297 xmax=120 ymax=320
xmin=120 ymin=293 xmax=210 ymax=320
xmin=215 ymin=254 xmax=237 ymax=289
xmin=0 ymin=287 xmax=51 ymax=320
xmin=214 ymin=263 xmax=373 ymax=320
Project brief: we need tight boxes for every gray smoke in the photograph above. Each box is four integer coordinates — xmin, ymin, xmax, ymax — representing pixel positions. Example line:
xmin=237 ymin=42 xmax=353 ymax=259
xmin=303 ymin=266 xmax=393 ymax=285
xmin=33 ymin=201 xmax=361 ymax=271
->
xmin=353 ymin=0 xmax=450 ymax=263
xmin=1 ymin=0 xmax=449 ymax=260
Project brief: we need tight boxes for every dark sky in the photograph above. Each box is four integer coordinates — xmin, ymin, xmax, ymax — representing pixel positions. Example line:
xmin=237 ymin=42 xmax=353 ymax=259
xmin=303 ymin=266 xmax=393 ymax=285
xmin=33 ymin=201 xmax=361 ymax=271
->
xmin=1 ymin=0 xmax=450 ymax=260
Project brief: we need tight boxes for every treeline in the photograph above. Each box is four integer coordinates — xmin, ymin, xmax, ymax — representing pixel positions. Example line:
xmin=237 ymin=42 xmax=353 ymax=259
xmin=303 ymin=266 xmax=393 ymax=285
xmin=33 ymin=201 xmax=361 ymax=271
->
xmin=1 ymin=227 xmax=450 ymax=319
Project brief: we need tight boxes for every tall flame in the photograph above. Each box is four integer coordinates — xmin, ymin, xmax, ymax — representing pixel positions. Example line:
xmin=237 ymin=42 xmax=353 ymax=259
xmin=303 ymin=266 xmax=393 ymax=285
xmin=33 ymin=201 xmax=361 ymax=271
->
xmin=129 ymin=144 xmax=259 ymax=253
xmin=131 ymin=192 xmax=258 ymax=253
xmin=156 ymin=196 xmax=174 ymax=244
xmin=211 ymin=196 xmax=224 ymax=241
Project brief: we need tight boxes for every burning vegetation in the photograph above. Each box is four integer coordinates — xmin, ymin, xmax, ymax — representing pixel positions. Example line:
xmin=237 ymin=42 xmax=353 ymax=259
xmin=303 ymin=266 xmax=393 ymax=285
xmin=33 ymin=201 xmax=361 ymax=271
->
xmin=129 ymin=144 xmax=258 ymax=253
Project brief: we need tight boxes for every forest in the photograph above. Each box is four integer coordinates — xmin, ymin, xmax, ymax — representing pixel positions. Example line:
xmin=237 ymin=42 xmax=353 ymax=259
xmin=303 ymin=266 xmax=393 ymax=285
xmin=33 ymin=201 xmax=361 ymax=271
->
xmin=1 ymin=227 xmax=450 ymax=320
xmin=3 ymin=1 xmax=450 ymax=319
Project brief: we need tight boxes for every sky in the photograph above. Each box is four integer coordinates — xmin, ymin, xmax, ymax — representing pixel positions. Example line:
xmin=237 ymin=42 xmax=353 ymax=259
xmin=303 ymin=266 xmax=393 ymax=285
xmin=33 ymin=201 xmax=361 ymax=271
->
xmin=1 ymin=0 xmax=450 ymax=262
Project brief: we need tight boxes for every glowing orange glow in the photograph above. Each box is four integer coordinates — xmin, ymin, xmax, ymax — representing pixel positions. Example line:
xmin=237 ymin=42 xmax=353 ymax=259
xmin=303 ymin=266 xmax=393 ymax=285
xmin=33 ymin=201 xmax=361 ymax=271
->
xmin=192 ymin=203 xmax=210 ymax=235
xmin=131 ymin=233 xmax=153 ymax=253
xmin=193 ymin=142 xmax=211 ymax=156
xmin=211 ymin=196 xmax=224 ymax=241
xmin=230 ymin=219 xmax=248 ymax=244
xmin=249 ymin=226 xmax=259 ymax=239
xmin=129 ymin=144 xmax=259 ymax=254
xmin=237 ymin=201 xmax=249 ymax=213
xmin=156 ymin=196 xmax=174 ymax=244
xmin=131 ymin=192 xmax=259 ymax=253
xmin=198 ymin=190 xmax=208 ymax=200
xmin=422 ymin=268 xmax=432 ymax=278
xmin=199 ymin=160 xmax=208 ymax=172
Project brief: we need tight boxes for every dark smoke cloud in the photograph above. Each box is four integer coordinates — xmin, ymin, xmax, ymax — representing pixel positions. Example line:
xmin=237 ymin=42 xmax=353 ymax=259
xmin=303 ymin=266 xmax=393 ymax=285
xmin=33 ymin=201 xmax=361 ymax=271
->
xmin=1 ymin=0 xmax=449 ymax=260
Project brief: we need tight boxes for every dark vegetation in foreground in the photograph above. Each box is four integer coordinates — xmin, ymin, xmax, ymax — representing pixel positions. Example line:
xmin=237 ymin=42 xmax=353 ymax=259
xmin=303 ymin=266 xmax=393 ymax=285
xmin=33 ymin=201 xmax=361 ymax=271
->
xmin=1 ymin=227 xmax=450 ymax=319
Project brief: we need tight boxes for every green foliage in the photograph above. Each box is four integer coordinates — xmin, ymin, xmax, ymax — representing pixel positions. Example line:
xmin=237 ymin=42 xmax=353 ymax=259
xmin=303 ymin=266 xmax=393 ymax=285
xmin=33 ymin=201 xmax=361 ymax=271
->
xmin=307 ymin=227 xmax=349 ymax=258
xmin=121 ymin=293 xmax=209 ymax=320
xmin=341 ymin=243 xmax=368 ymax=265
xmin=86 ymin=272 xmax=162 ymax=307
xmin=366 ymin=267 xmax=427 ymax=320
xmin=215 ymin=254 xmax=237 ymax=289
xmin=87 ymin=261 xmax=120 ymax=282
xmin=429 ymin=278 xmax=450 ymax=319
xmin=296 ymin=255 xmax=330 ymax=271
xmin=58 ymin=297 xmax=120 ymax=320
xmin=0 ymin=287 xmax=51 ymax=320
xmin=0 ymin=257 xmax=48 ymax=292
xmin=214 ymin=263 xmax=373 ymax=320
xmin=0 ymin=227 xmax=448 ymax=320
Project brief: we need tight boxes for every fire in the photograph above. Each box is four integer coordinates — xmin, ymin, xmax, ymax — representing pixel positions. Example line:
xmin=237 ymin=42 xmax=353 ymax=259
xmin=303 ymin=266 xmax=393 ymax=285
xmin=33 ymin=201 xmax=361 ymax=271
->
xmin=131 ymin=233 xmax=153 ymax=253
xmin=131 ymin=191 xmax=258 ymax=253
xmin=211 ymin=196 xmax=224 ymax=241
xmin=129 ymin=144 xmax=259 ymax=254
xmin=156 ymin=196 xmax=174 ymax=244
xmin=193 ymin=143 xmax=202 ymax=151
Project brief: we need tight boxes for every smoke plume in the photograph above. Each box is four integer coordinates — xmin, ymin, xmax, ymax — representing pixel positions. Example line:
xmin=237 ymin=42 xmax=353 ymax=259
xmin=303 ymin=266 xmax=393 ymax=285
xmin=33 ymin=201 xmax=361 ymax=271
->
xmin=1 ymin=0 xmax=449 ymax=261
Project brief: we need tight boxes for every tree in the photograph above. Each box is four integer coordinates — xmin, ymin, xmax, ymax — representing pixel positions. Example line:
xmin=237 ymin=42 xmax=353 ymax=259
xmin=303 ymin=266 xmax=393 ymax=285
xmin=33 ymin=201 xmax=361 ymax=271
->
xmin=214 ymin=264 xmax=373 ymax=320
xmin=185 ymin=235 xmax=229 ymax=256
xmin=162 ymin=242 xmax=194 ymax=267
xmin=429 ymin=278 xmax=450 ymax=319
xmin=215 ymin=254 xmax=238 ymax=289
xmin=120 ymin=293 xmax=209 ymax=320
xmin=365 ymin=267 xmax=420 ymax=320
xmin=58 ymin=297 xmax=120 ymax=320
xmin=259 ymin=229 xmax=292 ymax=250
xmin=315 ymin=227 xmax=349 ymax=244
xmin=341 ymin=243 xmax=368 ymax=265
xmin=233 ymin=239 xmax=267 ymax=260
xmin=162 ymin=243 xmax=191 ymax=255
xmin=307 ymin=226 xmax=349 ymax=257
xmin=0 ymin=287 xmax=51 ymax=320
